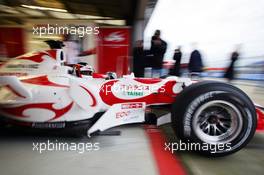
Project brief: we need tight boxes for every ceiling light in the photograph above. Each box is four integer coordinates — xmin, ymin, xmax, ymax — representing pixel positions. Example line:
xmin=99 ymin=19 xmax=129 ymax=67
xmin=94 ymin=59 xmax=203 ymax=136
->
xmin=49 ymin=11 xmax=76 ymax=19
xmin=75 ymin=14 xmax=112 ymax=19
xmin=21 ymin=4 xmax=67 ymax=12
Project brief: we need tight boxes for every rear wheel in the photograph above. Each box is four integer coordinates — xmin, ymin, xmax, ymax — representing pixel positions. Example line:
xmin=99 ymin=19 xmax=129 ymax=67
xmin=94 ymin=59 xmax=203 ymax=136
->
xmin=0 ymin=119 xmax=7 ymax=128
xmin=171 ymin=81 xmax=257 ymax=156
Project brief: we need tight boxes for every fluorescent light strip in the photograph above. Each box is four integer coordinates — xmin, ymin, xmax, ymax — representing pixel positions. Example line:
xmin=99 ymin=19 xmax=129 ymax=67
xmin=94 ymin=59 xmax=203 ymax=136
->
xmin=21 ymin=4 xmax=67 ymax=12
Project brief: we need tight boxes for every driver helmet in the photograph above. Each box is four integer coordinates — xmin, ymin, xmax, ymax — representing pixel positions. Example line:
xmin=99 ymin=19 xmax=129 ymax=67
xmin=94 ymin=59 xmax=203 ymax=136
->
xmin=78 ymin=62 xmax=94 ymax=76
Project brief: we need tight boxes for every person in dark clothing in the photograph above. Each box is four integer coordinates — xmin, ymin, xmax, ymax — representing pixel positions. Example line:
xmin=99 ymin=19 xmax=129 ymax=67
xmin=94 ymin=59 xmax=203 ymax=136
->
xmin=188 ymin=49 xmax=203 ymax=73
xmin=45 ymin=40 xmax=64 ymax=49
xmin=149 ymin=30 xmax=167 ymax=77
xmin=224 ymin=49 xmax=240 ymax=81
xmin=133 ymin=40 xmax=145 ymax=77
xmin=170 ymin=46 xmax=182 ymax=76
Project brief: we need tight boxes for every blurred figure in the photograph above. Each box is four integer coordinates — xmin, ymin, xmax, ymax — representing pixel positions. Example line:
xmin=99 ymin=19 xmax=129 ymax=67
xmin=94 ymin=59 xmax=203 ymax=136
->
xmin=170 ymin=46 xmax=182 ymax=76
xmin=45 ymin=40 xmax=64 ymax=49
xmin=224 ymin=46 xmax=240 ymax=81
xmin=188 ymin=44 xmax=204 ymax=76
xmin=63 ymin=40 xmax=80 ymax=65
xmin=150 ymin=30 xmax=167 ymax=77
xmin=78 ymin=48 xmax=96 ymax=56
xmin=133 ymin=40 xmax=145 ymax=77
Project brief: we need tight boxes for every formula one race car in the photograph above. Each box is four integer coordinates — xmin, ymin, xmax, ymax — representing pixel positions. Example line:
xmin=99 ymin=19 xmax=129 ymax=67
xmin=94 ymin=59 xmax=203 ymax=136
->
xmin=0 ymin=46 xmax=263 ymax=157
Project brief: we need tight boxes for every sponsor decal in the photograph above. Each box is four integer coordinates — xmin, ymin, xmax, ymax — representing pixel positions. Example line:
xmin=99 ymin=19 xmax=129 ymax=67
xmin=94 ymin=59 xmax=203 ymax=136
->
xmin=183 ymin=91 xmax=216 ymax=137
xmin=121 ymin=103 xmax=143 ymax=109
xmin=99 ymin=80 xmax=176 ymax=105
xmin=127 ymin=91 xmax=143 ymax=96
xmin=104 ymin=31 xmax=125 ymax=42
xmin=119 ymin=84 xmax=151 ymax=91
xmin=116 ymin=111 xmax=131 ymax=119
xmin=32 ymin=122 xmax=66 ymax=129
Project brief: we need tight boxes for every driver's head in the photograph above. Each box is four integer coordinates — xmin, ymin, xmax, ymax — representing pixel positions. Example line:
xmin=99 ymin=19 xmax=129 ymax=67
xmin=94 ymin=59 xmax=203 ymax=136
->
xmin=79 ymin=64 xmax=94 ymax=76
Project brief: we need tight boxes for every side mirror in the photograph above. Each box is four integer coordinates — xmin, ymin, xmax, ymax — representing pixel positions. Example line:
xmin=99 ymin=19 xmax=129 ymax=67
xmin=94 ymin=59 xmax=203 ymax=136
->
xmin=106 ymin=72 xmax=117 ymax=80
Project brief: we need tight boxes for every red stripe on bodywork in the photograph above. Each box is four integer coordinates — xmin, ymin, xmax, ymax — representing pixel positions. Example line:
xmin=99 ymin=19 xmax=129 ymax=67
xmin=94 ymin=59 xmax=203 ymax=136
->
xmin=0 ymin=102 xmax=73 ymax=121
xmin=92 ymin=73 xmax=107 ymax=79
xmin=144 ymin=125 xmax=187 ymax=175
xmin=80 ymin=85 xmax=97 ymax=107
xmin=17 ymin=53 xmax=45 ymax=63
xmin=17 ymin=50 xmax=57 ymax=63
xmin=21 ymin=75 xmax=68 ymax=87
xmin=45 ymin=50 xmax=57 ymax=59
xmin=134 ymin=78 xmax=162 ymax=84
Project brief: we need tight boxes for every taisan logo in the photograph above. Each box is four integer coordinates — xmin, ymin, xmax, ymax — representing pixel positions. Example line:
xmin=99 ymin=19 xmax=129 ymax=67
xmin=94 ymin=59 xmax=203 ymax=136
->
xmin=126 ymin=91 xmax=143 ymax=96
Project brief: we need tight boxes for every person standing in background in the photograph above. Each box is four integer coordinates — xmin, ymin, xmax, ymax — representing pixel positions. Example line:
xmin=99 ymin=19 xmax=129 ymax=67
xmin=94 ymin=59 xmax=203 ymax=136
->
xmin=170 ymin=46 xmax=182 ymax=76
xmin=150 ymin=30 xmax=167 ymax=77
xmin=133 ymin=40 xmax=145 ymax=77
xmin=63 ymin=40 xmax=80 ymax=65
xmin=188 ymin=44 xmax=204 ymax=75
xmin=224 ymin=46 xmax=240 ymax=81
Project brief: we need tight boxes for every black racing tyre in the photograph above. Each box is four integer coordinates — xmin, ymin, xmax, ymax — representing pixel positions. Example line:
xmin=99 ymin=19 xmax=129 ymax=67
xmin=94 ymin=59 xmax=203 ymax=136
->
xmin=0 ymin=119 xmax=7 ymax=128
xmin=171 ymin=81 xmax=257 ymax=156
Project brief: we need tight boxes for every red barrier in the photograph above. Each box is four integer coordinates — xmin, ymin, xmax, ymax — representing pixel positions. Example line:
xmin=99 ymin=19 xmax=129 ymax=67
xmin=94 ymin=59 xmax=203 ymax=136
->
xmin=256 ymin=108 xmax=264 ymax=131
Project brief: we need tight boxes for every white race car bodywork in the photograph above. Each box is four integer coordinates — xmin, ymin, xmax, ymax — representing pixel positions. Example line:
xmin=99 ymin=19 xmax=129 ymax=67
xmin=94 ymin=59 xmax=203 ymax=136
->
xmin=0 ymin=73 xmax=188 ymax=134
xmin=0 ymin=49 xmax=191 ymax=134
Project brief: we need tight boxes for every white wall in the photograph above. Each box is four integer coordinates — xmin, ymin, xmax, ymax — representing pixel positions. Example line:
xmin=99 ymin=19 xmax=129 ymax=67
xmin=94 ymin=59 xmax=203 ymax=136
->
xmin=144 ymin=0 xmax=264 ymax=67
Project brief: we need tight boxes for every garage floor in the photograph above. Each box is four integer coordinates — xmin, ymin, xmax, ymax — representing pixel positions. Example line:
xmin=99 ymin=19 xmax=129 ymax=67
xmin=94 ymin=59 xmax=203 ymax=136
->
xmin=0 ymin=79 xmax=263 ymax=175
xmin=0 ymin=126 xmax=158 ymax=175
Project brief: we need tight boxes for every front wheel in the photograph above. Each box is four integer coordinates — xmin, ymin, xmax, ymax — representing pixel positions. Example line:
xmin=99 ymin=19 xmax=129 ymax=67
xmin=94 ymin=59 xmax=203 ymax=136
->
xmin=171 ymin=81 xmax=257 ymax=156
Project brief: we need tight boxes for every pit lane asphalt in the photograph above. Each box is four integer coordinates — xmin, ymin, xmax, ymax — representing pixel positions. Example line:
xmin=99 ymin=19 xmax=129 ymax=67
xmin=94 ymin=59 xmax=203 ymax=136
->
xmin=0 ymin=126 xmax=158 ymax=175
